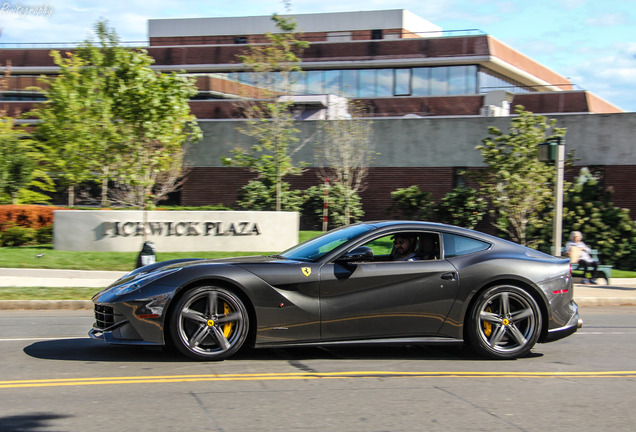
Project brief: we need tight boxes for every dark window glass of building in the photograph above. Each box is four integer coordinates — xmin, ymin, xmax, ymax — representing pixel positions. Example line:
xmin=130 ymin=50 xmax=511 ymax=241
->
xmin=453 ymin=167 xmax=467 ymax=188
xmin=371 ymin=29 xmax=383 ymax=40
xmin=234 ymin=36 xmax=248 ymax=44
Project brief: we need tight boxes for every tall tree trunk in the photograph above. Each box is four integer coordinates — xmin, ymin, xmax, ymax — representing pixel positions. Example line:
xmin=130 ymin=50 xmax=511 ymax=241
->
xmin=101 ymin=177 xmax=110 ymax=207
xmin=67 ymin=185 xmax=74 ymax=207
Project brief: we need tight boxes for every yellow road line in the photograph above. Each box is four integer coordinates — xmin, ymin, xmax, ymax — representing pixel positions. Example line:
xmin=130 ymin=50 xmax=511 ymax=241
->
xmin=2 ymin=370 xmax=636 ymax=389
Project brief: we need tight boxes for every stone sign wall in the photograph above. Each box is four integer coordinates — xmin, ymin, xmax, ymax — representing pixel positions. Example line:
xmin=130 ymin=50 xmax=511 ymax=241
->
xmin=53 ymin=210 xmax=300 ymax=252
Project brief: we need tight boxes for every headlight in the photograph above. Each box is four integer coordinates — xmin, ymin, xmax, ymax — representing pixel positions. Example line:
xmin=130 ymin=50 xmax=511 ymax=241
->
xmin=113 ymin=268 xmax=182 ymax=296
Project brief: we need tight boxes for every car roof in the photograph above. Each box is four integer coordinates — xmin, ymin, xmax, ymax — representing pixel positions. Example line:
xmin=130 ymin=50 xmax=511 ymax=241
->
xmin=358 ymin=220 xmax=516 ymax=248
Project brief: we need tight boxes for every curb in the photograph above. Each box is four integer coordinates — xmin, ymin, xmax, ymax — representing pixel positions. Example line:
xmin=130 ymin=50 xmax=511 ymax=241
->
xmin=574 ymin=297 xmax=636 ymax=307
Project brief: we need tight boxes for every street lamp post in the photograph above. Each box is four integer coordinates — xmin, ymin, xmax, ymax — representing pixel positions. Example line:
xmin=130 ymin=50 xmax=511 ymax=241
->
xmin=539 ymin=137 xmax=566 ymax=256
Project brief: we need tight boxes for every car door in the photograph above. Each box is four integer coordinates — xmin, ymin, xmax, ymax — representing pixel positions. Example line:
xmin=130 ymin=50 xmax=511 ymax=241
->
xmin=319 ymin=233 xmax=459 ymax=341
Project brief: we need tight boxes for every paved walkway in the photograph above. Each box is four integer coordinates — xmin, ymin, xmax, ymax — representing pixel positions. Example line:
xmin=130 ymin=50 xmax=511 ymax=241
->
xmin=0 ymin=268 xmax=635 ymax=309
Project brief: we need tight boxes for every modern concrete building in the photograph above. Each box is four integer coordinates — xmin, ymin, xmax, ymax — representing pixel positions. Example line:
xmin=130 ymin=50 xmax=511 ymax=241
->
xmin=1 ymin=10 xmax=634 ymax=221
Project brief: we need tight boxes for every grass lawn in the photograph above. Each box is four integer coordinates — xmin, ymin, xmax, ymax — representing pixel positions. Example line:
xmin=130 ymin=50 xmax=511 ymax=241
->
xmin=0 ymin=231 xmax=323 ymax=272
xmin=0 ymin=287 xmax=98 ymax=300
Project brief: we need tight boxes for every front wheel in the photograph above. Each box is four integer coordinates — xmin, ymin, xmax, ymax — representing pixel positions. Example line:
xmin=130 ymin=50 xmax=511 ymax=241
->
xmin=169 ymin=286 xmax=249 ymax=361
xmin=466 ymin=285 xmax=542 ymax=360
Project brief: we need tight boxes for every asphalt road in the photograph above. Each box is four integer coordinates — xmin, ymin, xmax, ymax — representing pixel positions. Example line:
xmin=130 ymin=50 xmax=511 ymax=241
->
xmin=1 ymin=306 xmax=635 ymax=432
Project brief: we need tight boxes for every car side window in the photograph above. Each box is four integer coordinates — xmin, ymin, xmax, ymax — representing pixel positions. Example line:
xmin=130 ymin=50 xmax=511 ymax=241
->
xmin=356 ymin=232 xmax=441 ymax=262
xmin=364 ymin=235 xmax=394 ymax=256
xmin=442 ymin=233 xmax=490 ymax=258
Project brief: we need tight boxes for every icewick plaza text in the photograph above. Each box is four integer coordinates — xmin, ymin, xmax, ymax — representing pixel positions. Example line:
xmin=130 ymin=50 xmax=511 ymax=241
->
xmin=102 ymin=221 xmax=263 ymax=238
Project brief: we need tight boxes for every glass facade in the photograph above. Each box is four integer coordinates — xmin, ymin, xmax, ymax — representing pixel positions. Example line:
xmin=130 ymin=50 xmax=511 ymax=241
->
xmin=220 ymin=65 xmax=529 ymax=99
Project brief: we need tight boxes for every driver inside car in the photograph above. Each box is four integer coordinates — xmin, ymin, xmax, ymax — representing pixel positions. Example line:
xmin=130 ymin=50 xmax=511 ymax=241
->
xmin=391 ymin=233 xmax=418 ymax=261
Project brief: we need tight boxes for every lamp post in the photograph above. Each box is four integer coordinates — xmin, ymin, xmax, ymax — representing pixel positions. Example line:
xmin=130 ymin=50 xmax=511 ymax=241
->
xmin=538 ymin=137 xmax=566 ymax=256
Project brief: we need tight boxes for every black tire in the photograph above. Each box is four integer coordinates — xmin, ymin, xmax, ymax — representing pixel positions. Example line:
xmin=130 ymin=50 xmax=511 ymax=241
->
xmin=466 ymin=285 xmax=542 ymax=360
xmin=169 ymin=286 xmax=249 ymax=361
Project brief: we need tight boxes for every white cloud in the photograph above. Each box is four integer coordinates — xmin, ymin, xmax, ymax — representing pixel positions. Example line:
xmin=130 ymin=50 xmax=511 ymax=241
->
xmin=586 ymin=13 xmax=627 ymax=27
xmin=568 ymin=42 xmax=636 ymax=110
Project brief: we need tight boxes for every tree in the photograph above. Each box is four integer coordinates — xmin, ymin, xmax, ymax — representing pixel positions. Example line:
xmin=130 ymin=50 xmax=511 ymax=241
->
xmin=389 ymin=185 xmax=435 ymax=221
xmin=435 ymin=187 xmax=487 ymax=229
xmin=107 ymin=44 xmax=201 ymax=208
xmin=235 ymin=178 xmax=304 ymax=212
xmin=34 ymin=20 xmax=201 ymax=208
xmin=476 ymin=106 xmax=565 ymax=245
xmin=315 ymin=101 xmax=375 ymax=225
xmin=33 ymin=43 xmax=118 ymax=206
xmin=0 ymin=116 xmax=52 ymax=204
xmin=302 ymin=183 xmax=364 ymax=230
xmin=222 ymin=13 xmax=309 ymax=211
xmin=534 ymin=168 xmax=636 ymax=269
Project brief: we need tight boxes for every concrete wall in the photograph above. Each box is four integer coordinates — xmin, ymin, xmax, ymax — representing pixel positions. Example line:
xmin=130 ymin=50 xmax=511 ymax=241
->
xmin=188 ymin=113 xmax=636 ymax=169
xmin=149 ymin=10 xmax=441 ymax=38
xmin=54 ymin=210 xmax=299 ymax=252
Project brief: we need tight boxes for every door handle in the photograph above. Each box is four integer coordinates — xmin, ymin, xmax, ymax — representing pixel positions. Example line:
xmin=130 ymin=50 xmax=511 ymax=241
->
xmin=441 ymin=272 xmax=456 ymax=281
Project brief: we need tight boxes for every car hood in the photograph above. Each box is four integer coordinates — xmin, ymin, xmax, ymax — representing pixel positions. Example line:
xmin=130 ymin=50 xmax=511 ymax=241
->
xmin=139 ymin=255 xmax=281 ymax=274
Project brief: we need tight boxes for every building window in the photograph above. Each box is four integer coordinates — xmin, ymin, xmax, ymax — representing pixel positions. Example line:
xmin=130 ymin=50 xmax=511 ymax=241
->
xmin=341 ymin=70 xmax=358 ymax=97
xmin=394 ymin=69 xmax=411 ymax=96
xmin=203 ymin=65 xmax=482 ymax=99
xmin=412 ymin=68 xmax=431 ymax=96
xmin=327 ymin=31 xmax=352 ymax=42
xmin=453 ymin=167 xmax=467 ymax=188
xmin=479 ymin=68 xmax=529 ymax=93
xmin=307 ymin=70 xmax=325 ymax=94
xmin=371 ymin=29 xmax=383 ymax=40
xmin=234 ymin=36 xmax=247 ymax=44
xmin=430 ymin=67 xmax=450 ymax=95
xmin=325 ymin=70 xmax=341 ymax=94
xmin=376 ymin=69 xmax=393 ymax=97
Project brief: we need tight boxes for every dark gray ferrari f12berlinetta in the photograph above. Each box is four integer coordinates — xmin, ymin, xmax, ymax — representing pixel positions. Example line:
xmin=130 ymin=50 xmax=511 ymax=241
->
xmin=90 ymin=221 xmax=581 ymax=360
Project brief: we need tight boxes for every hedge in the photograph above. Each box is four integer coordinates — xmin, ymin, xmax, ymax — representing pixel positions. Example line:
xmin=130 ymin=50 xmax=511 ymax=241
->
xmin=0 ymin=205 xmax=67 ymax=231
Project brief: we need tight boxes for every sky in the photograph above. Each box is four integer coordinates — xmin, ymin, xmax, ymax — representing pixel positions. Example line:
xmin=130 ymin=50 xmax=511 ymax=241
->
xmin=0 ymin=0 xmax=635 ymax=112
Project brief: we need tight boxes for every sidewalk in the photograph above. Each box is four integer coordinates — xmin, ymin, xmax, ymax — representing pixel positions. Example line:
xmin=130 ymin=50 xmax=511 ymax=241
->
xmin=0 ymin=268 xmax=635 ymax=309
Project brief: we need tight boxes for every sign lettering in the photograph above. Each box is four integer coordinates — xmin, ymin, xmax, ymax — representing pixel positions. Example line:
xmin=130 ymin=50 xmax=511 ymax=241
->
xmin=103 ymin=221 xmax=262 ymax=238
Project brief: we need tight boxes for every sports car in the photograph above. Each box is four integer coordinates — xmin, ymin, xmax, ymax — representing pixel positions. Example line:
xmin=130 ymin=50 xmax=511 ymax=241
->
xmin=89 ymin=221 xmax=581 ymax=360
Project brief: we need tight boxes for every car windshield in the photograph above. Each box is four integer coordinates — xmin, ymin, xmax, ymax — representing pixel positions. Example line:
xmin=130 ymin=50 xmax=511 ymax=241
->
xmin=278 ymin=224 xmax=375 ymax=262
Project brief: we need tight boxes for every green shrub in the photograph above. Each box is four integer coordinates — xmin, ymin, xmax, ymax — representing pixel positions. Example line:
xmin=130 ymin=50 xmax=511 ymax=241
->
xmin=389 ymin=185 xmax=435 ymax=220
xmin=534 ymin=168 xmax=636 ymax=269
xmin=435 ymin=187 xmax=487 ymax=229
xmin=1 ymin=223 xmax=35 ymax=246
xmin=301 ymin=184 xmax=364 ymax=230
xmin=236 ymin=180 xmax=304 ymax=212
xmin=35 ymin=225 xmax=53 ymax=244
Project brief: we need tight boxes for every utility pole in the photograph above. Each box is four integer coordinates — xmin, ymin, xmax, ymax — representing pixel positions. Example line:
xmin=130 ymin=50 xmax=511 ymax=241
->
xmin=539 ymin=137 xmax=566 ymax=256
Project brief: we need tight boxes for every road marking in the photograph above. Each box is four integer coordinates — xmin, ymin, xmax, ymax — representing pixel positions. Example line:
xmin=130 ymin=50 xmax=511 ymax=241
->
xmin=2 ymin=371 xmax=635 ymax=389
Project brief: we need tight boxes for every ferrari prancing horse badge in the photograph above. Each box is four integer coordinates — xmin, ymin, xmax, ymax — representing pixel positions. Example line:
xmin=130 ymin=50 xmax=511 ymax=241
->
xmin=301 ymin=267 xmax=311 ymax=277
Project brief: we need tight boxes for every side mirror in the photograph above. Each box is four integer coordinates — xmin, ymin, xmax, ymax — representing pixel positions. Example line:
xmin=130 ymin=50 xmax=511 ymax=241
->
xmin=338 ymin=246 xmax=373 ymax=263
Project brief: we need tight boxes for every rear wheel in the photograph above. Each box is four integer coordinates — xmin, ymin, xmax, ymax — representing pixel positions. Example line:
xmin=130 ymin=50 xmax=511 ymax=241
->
xmin=466 ymin=285 xmax=541 ymax=359
xmin=169 ymin=286 xmax=249 ymax=361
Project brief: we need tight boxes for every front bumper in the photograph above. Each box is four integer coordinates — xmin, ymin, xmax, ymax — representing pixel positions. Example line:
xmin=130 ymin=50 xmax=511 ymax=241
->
xmin=89 ymin=299 xmax=166 ymax=346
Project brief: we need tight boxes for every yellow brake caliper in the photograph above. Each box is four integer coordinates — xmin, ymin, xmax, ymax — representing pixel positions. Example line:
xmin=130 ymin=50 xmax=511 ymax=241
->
xmin=223 ymin=302 xmax=234 ymax=338
xmin=483 ymin=306 xmax=492 ymax=337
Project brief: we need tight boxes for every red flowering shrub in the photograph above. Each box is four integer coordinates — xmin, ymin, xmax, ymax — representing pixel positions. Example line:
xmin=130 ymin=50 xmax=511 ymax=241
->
xmin=0 ymin=205 xmax=67 ymax=231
